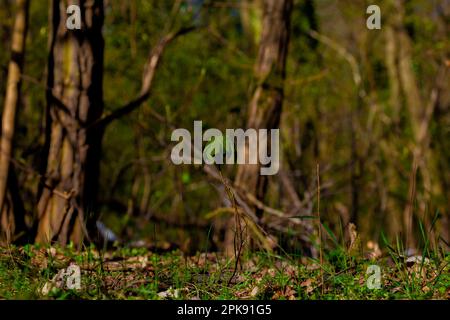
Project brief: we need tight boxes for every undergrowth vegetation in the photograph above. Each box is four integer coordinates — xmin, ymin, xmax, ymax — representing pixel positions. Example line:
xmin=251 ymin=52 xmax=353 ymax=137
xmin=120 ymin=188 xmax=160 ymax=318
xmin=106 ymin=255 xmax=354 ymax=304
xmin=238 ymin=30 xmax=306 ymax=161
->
xmin=0 ymin=243 xmax=448 ymax=300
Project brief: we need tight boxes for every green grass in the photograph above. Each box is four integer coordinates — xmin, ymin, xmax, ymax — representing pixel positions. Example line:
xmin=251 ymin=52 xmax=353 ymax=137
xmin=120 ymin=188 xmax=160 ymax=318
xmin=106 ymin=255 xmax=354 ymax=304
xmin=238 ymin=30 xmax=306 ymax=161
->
xmin=0 ymin=244 xmax=448 ymax=300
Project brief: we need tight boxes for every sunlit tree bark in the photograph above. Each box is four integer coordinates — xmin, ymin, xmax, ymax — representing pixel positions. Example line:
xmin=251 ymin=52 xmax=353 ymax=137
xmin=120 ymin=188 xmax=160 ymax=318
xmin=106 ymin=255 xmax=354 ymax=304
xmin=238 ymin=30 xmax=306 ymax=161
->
xmin=224 ymin=0 xmax=293 ymax=254
xmin=0 ymin=0 xmax=30 ymax=244
xmin=36 ymin=0 xmax=104 ymax=246
xmin=235 ymin=0 xmax=293 ymax=206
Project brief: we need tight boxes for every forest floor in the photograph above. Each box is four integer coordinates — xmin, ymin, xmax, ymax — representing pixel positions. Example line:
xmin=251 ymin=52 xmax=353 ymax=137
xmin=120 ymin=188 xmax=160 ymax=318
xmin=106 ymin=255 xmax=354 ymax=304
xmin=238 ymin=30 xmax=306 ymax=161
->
xmin=0 ymin=245 xmax=448 ymax=300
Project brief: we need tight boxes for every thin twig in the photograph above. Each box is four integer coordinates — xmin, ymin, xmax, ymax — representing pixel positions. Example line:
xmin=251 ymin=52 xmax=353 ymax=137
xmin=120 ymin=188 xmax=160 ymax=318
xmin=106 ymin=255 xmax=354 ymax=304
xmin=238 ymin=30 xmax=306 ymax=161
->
xmin=316 ymin=164 xmax=324 ymax=295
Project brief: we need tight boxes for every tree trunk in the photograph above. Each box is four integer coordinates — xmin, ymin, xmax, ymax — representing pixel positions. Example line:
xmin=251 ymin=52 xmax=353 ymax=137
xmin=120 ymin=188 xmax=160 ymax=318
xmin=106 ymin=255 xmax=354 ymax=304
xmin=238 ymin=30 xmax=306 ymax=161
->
xmin=0 ymin=0 xmax=30 ymax=244
xmin=36 ymin=0 xmax=104 ymax=246
xmin=235 ymin=0 xmax=293 ymax=205
xmin=226 ymin=0 xmax=292 ymax=254
xmin=385 ymin=24 xmax=401 ymax=122
xmin=391 ymin=0 xmax=442 ymax=249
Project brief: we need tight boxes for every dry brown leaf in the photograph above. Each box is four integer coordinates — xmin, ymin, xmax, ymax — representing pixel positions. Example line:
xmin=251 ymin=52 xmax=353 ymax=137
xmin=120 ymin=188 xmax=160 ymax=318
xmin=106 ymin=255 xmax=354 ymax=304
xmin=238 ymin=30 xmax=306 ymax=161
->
xmin=250 ymin=286 xmax=259 ymax=297
xmin=157 ymin=287 xmax=180 ymax=299
xmin=285 ymin=286 xmax=296 ymax=300
xmin=300 ymin=279 xmax=314 ymax=294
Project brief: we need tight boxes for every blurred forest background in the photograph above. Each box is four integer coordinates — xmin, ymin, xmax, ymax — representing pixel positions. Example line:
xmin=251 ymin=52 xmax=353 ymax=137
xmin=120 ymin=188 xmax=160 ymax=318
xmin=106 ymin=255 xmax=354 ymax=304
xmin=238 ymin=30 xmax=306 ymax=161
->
xmin=0 ymin=0 xmax=448 ymax=258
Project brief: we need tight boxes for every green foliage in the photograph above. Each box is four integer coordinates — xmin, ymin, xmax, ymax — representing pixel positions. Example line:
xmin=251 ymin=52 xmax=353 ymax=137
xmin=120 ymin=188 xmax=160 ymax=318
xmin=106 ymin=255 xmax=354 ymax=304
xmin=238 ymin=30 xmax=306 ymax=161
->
xmin=0 ymin=245 xmax=447 ymax=300
xmin=0 ymin=0 xmax=448 ymax=291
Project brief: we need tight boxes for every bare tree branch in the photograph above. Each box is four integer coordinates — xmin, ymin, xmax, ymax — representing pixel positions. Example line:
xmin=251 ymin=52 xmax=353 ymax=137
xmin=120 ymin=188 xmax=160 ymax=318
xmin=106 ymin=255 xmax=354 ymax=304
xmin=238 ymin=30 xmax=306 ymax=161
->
xmin=308 ymin=29 xmax=366 ymax=99
xmin=91 ymin=26 xmax=198 ymax=131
